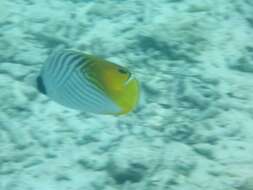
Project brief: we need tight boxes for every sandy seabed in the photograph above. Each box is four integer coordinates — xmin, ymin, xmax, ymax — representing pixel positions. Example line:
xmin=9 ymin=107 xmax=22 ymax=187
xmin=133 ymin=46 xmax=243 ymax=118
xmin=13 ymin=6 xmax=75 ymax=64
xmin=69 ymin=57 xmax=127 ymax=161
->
xmin=1 ymin=0 xmax=253 ymax=190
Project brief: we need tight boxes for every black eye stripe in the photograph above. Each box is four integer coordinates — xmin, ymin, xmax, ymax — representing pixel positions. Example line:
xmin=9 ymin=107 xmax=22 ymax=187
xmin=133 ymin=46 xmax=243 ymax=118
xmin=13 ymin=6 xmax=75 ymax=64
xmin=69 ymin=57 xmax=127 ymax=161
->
xmin=118 ymin=68 xmax=128 ymax=74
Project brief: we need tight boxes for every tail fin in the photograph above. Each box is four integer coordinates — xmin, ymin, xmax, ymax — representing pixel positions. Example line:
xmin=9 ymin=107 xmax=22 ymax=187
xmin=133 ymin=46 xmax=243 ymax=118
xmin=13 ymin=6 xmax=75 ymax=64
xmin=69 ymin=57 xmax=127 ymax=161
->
xmin=36 ymin=75 xmax=46 ymax=94
xmin=24 ymin=71 xmax=47 ymax=95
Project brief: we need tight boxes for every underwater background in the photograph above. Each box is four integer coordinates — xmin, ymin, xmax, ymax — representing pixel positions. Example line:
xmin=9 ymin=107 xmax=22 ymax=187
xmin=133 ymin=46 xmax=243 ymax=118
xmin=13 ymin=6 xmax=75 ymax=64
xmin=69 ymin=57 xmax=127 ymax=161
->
xmin=1 ymin=0 xmax=253 ymax=189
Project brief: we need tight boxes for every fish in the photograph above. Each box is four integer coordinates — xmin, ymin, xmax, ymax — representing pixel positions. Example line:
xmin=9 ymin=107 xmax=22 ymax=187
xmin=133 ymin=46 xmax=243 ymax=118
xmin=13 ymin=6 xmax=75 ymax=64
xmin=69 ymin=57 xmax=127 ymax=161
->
xmin=36 ymin=49 xmax=140 ymax=115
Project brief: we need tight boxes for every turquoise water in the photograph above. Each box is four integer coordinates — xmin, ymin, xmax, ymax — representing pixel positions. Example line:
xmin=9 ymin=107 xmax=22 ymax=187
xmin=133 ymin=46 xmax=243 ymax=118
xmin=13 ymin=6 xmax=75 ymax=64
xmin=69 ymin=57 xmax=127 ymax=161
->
xmin=1 ymin=0 xmax=253 ymax=190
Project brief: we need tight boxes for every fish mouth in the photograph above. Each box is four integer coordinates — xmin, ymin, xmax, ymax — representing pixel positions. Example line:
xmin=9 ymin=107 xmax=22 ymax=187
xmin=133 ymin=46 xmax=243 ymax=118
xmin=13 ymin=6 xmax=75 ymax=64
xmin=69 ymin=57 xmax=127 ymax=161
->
xmin=124 ymin=73 xmax=135 ymax=85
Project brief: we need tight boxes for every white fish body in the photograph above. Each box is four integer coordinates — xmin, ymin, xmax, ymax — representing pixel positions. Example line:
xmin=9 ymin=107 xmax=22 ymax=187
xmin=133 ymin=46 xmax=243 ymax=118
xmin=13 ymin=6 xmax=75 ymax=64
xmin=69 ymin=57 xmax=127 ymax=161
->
xmin=38 ymin=49 xmax=122 ymax=114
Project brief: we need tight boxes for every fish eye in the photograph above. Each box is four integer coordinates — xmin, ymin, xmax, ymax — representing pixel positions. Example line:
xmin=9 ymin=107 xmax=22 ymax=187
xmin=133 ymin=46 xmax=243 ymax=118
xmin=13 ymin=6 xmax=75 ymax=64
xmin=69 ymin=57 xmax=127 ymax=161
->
xmin=118 ymin=68 xmax=128 ymax=74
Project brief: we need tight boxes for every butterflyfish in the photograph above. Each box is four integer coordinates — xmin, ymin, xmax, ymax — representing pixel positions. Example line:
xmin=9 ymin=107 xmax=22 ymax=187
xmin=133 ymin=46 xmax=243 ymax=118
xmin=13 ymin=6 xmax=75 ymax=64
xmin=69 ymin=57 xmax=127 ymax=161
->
xmin=36 ymin=49 xmax=140 ymax=115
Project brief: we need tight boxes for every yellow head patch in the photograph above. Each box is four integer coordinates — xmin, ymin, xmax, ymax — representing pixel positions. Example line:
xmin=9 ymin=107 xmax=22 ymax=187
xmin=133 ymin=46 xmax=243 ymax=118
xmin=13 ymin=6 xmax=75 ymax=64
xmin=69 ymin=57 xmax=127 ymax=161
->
xmin=82 ymin=55 xmax=139 ymax=115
